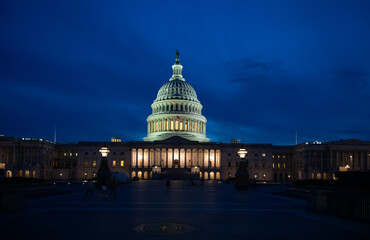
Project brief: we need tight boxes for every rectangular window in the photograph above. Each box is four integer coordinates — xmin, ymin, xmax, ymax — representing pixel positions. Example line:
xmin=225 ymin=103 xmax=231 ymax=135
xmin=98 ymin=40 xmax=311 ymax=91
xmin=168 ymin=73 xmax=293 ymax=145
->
xmin=284 ymin=163 xmax=286 ymax=168
xmin=113 ymin=160 xmax=116 ymax=167
xmin=278 ymin=163 xmax=280 ymax=168
xmin=262 ymin=153 xmax=266 ymax=157
xmin=93 ymin=160 xmax=97 ymax=167
xmin=273 ymin=163 xmax=275 ymax=168
xmin=228 ymin=162 xmax=231 ymax=167
xmin=64 ymin=152 xmax=66 ymax=156
xmin=235 ymin=162 xmax=239 ymax=167
xmin=120 ymin=160 xmax=124 ymax=167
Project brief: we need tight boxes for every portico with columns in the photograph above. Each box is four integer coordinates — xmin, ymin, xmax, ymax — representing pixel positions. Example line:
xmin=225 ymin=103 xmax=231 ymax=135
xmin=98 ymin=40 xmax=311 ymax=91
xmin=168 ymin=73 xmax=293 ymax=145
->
xmin=130 ymin=142 xmax=221 ymax=180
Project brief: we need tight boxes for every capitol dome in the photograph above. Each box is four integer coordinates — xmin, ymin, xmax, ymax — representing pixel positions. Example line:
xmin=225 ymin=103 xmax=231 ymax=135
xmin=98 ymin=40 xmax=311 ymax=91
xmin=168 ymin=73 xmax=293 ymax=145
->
xmin=155 ymin=80 xmax=199 ymax=102
xmin=143 ymin=51 xmax=209 ymax=142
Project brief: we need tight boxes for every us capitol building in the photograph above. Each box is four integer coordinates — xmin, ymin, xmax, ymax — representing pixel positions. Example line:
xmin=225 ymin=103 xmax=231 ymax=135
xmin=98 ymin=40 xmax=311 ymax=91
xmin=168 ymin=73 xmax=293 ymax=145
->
xmin=1 ymin=52 xmax=370 ymax=181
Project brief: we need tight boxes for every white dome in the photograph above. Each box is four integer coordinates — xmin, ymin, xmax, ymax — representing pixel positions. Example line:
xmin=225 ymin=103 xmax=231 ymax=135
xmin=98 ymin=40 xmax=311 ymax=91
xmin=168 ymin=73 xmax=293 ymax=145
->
xmin=155 ymin=80 xmax=199 ymax=102
xmin=143 ymin=51 xmax=209 ymax=142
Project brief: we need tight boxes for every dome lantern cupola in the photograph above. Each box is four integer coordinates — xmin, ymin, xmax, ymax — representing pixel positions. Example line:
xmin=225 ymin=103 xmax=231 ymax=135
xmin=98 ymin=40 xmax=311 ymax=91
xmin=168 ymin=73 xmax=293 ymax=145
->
xmin=170 ymin=50 xmax=184 ymax=81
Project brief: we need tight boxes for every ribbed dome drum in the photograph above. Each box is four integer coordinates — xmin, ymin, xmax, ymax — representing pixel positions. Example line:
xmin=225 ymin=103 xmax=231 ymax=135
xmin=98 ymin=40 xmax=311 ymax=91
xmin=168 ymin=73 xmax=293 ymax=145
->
xmin=143 ymin=51 xmax=209 ymax=142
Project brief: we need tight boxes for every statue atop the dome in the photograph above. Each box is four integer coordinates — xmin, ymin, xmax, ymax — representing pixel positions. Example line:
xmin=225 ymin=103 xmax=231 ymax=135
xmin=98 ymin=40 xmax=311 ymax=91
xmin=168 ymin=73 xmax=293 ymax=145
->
xmin=175 ymin=50 xmax=180 ymax=64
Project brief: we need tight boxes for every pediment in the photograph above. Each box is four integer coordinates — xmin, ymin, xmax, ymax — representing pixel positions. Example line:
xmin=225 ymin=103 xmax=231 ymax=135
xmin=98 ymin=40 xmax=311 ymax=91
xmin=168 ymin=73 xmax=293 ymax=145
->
xmin=154 ymin=136 xmax=199 ymax=144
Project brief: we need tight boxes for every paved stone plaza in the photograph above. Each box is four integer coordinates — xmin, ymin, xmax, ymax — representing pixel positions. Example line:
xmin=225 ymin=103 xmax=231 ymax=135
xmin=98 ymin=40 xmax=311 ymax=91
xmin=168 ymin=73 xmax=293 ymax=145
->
xmin=1 ymin=181 xmax=369 ymax=240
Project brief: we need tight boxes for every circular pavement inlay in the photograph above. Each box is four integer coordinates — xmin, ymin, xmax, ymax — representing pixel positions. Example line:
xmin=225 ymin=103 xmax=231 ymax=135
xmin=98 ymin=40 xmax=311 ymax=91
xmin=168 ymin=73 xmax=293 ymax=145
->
xmin=134 ymin=223 xmax=195 ymax=235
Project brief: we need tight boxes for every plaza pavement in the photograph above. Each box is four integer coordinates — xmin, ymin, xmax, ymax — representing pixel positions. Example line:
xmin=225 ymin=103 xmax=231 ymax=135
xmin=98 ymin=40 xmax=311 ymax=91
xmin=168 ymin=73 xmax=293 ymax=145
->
xmin=1 ymin=181 xmax=369 ymax=240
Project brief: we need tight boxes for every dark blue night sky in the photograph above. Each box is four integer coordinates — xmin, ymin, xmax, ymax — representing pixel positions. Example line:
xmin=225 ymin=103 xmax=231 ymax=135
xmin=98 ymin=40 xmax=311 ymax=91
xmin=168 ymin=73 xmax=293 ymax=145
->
xmin=1 ymin=0 xmax=370 ymax=144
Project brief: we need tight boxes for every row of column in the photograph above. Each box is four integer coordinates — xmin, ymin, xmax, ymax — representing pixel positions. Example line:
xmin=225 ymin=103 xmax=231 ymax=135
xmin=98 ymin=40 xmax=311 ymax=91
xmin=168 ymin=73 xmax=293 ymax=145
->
xmin=147 ymin=118 xmax=206 ymax=135
xmin=132 ymin=170 xmax=221 ymax=180
xmin=131 ymin=148 xmax=221 ymax=169
xmin=0 ymin=146 xmax=42 ymax=165
xmin=330 ymin=150 xmax=369 ymax=169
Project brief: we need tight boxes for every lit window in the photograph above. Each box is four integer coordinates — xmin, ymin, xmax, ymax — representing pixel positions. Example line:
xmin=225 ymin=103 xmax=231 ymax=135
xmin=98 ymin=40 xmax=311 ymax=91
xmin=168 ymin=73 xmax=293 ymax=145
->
xmin=283 ymin=155 xmax=285 ymax=159
xmin=64 ymin=152 xmax=66 ymax=156
xmin=284 ymin=163 xmax=286 ymax=168
xmin=272 ymin=155 xmax=275 ymax=158
xmin=278 ymin=163 xmax=280 ymax=168
xmin=272 ymin=163 xmax=275 ymax=168
xmin=113 ymin=160 xmax=116 ymax=167
xmin=76 ymin=153 xmax=78 ymax=156
xmin=121 ymin=160 xmax=124 ymax=167
xmin=70 ymin=153 xmax=72 ymax=156
xmin=262 ymin=153 xmax=266 ymax=157
xmin=278 ymin=155 xmax=280 ymax=158
xmin=93 ymin=160 xmax=96 ymax=167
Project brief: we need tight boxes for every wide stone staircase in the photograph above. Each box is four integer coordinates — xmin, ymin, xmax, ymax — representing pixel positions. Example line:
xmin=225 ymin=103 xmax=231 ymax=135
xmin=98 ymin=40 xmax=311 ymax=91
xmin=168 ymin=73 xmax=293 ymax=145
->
xmin=162 ymin=168 xmax=191 ymax=180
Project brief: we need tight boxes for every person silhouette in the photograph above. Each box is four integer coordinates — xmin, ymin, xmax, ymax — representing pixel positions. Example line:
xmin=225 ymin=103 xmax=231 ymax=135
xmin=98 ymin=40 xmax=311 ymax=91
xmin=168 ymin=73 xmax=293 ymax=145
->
xmin=166 ymin=178 xmax=171 ymax=192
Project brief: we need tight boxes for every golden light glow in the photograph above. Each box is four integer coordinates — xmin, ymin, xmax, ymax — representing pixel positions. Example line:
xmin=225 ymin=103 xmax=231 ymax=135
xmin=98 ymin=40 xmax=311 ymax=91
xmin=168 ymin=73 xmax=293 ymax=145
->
xmin=99 ymin=147 xmax=110 ymax=157
xmin=237 ymin=149 xmax=248 ymax=158
xmin=113 ymin=160 xmax=116 ymax=167
xmin=120 ymin=160 xmax=124 ymax=167
xmin=111 ymin=137 xmax=122 ymax=142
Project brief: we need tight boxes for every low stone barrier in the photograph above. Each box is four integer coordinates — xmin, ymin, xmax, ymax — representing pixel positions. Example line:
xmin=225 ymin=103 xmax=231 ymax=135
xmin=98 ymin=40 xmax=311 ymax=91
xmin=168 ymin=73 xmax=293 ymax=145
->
xmin=307 ymin=190 xmax=370 ymax=221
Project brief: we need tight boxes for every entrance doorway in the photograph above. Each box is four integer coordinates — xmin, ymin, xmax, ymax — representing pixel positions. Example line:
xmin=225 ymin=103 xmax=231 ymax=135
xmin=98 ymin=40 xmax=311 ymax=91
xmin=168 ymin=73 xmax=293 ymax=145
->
xmin=174 ymin=159 xmax=179 ymax=168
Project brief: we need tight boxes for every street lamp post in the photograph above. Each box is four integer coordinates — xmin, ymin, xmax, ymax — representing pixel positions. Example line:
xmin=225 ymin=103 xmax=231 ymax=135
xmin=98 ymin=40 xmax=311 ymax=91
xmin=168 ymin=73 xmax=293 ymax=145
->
xmin=96 ymin=146 xmax=111 ymax=188
xmin=235 ymin=148 xmax=250 ymax=190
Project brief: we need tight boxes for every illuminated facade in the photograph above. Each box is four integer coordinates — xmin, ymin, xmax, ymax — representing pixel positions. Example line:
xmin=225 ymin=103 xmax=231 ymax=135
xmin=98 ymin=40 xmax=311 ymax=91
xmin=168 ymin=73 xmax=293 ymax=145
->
xmin=1 ymin=53 xmax=370 ymax=182
xmin=143 ymin=51 xmax=209 ymax=142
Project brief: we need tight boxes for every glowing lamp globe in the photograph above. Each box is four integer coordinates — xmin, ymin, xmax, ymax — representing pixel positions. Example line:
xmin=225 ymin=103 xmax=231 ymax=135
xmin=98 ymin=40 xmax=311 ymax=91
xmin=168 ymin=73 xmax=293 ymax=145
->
xmin=237 ymin=149 xmax=248 ymax=159
xmin=99 ymin=147 xmax=110 ymax=157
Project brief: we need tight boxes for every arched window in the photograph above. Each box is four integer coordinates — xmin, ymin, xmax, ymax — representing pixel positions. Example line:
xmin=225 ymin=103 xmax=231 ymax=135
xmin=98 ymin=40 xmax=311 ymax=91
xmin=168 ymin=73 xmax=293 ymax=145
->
xmin=180 ymin=104 xmax=183 ymax=111
xmin=176 ymin=104 xmax=178 ymax=111
xmin=185 ymin=105 xmax=187 ymax=111
xmin=166 ymin=105 xmax=169 ymax=111
xmin=171 ymin=105 xmax=173 ymax=111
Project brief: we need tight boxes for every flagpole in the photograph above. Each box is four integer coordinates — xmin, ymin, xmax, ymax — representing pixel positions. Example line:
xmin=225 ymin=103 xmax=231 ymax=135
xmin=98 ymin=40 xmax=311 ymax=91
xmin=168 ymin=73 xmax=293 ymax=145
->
xmin=54 ymin=127 xmax=57 ymax=144
xmin=295 ymin=128 xmax=297 ymax=145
